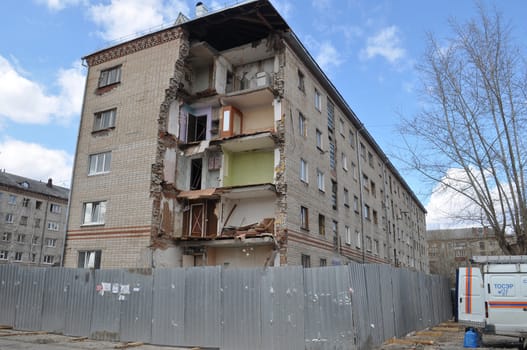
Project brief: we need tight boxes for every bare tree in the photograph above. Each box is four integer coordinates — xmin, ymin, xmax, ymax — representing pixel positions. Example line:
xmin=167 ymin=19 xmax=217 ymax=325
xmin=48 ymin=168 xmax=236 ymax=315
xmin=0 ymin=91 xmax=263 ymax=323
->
xmin=399 ymin=6 xmax=527 ymax=254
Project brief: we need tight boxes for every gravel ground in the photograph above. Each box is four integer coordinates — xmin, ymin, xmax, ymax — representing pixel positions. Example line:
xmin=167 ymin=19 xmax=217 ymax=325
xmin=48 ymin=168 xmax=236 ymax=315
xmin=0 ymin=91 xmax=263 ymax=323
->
xmin=378 ymin=322 xmax=523 ymax=350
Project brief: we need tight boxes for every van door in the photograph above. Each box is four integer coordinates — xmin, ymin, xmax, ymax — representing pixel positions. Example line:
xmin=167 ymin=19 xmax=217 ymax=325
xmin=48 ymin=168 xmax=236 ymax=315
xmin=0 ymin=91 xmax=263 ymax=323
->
xmin=486 ymin=273 xmax=527 ymax=335
xmin=457 ymin=267 xmax=485 ymax=326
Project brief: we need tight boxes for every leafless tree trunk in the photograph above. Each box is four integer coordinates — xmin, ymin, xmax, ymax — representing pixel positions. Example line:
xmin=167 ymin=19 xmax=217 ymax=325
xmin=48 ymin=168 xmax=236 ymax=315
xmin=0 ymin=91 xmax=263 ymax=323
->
xmin=399 ymin=6 xmax=527 ymax=254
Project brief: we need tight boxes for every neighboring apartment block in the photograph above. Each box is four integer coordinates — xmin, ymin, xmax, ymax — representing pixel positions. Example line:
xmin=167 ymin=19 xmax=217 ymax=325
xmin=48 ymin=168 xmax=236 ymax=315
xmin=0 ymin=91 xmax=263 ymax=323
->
xmin=0 ymin=171 xmax=69 ymax=266
xmin=64 ymin=0 xmax=428 ymax=271
xmin=427 ymin=227 xmax=503 ymax=286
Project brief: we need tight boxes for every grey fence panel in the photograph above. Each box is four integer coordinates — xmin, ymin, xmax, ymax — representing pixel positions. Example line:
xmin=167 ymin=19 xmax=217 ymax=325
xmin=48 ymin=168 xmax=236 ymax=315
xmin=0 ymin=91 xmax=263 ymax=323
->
xmin=222 ymin=268 xmax=262 ymax=350
xmin=304 ymin=266 xmax=354 ymax=350
xmin=363 ymin=264 xmax=384 ymax=346
xmin=0 ymin=264 xmax=19 ymax=326
xmin=418 ymin=273 xmax=431 ymax=329
xmin=151 ymin=268 xmax=186 ymax=346
xmin=348 ymin=262 xmax=371 ymax=350
xmin=119 ymin=269 xmax=153 ymax=343
xmin=378 ymin=265 xmax=395 ymax=340
xmin=41 ymin=268 xmax=71 ymax=333
xmin=14 ymin=266 xmax=46 ymax=331
xmin=390 ymin=269 xmax=403 ymax=338
xmin=90 ymin=269 xmax=123 ymax=341
xmin=64 ymin=269 xmax=95 ymax=337
xmin=183 ymin=266 xmax=222 ymax=348
xmin=260 ymin=266 xmax=305 ymax=350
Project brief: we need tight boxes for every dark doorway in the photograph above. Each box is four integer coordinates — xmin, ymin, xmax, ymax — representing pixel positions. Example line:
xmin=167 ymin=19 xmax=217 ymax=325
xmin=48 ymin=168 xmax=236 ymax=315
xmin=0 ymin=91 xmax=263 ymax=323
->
xmin=187 ymin=114 xmax=207 ymax=142
xmin=190 ymin=158 xmax=202 ymax=190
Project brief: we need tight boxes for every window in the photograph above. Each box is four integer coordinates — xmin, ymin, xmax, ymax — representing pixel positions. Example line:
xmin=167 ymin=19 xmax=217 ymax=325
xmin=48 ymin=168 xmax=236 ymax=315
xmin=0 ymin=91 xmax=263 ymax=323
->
xmin=317 ymin=170 xmax=325 ymax=192
xmin=98 ymin=65 xmax=121 ymax=87
xmin=332 ymin=220 xmax=339 ymax=251
xmin=187 ymin=114 xmax=207 ymax=142
xmin=353 ymin=196 xmax=359 ymax=212
xmin=298 ymin=70 xmax=305 ymax=92
xmin=78 ymin=250 xmax=101 ymax=269
xmin=319 ymin=258 xmax=327 ymax=267
xmin=16 ymin=234 xmax=25 ymax=243
xmin=1 ymin=232 xmax=11 ymax=242
xmin=360 ymin=142 xmax=366 ymax=159
xmin=364 ymin=204 xmax=370 ymax=220
xmin=479 ymin=241 xmax=485 ymax=250
xmin=20 ymin=181 xmax=29 ymax=188
xmin=31 ymin=254 xmax=36 ymax=262
xmin=356 ymin=230 xmax=361 ymax=249
xmin=327 ymin=98 xmax=334 ymax=130
xmin=300 ymin=158 xmax=308 ymax=183
xmin=351 ymin=162 xmax=357 ymax=180
xmin=19 ymin=216 xmax=28 ymax=226
xmin=339 ymin=119 xmax=344 ymax=135
xmin=300 ymin=206 xmax=309 ymax=230
xmin=362 ymin=174 xmax=369 ymax=190
xmin=43 ymin=255 xmax=54 ymax=264
xmin=82 ymin=201 xmax=107 ymax=225
xmin=301 ymin=254 xmax=311 ymax=268
xmin=5 ymin=214 xmax=14 ymax=224
xmin=47 ymin=221 xmax=60 ymax=231
xmin=318 ymin=214 xmax=326 ymax=235
xmin=345 ymin=226 xmax=351 ymax=245
xmin=34 ymin=218 xmax=41 ymax=228
xmin=36 ymin=200 xmax=43 ymax=210
xmin=22 ymin=198 xmax=30 ymax=207
xmin=89 ymin=151 xmax=112 ymax=175
xmin=46 ymin=238 xmax=57 ymax=247
xmin=366 ymin=236 xmax=372 ymax=252
xmin=368 ymin=152 xmax=374 ymax=168
xmin=373 ymin=210 xmax=378 ymax=224
xmin=331 ymin=180 xmax=337 ymax=210
xmin=314 ymin=89 xmax=321 ymax=111
xmin=208 ymin=153 xmax=222 ymax=170
xmin=32 ymin=237 xmax=38 ymax=245
xmin=343 ymin=188 xmax=349 ymax=207
xmin=8 ymin=195 xmax=16 ymax=205
xmin=341 ymin=152 xmax=348 ymax=171
xmin=329 ymin=142 xmax=336 ymax=170
xmin=94 ymin=108 xmax=116 ymax=131
xmin=298 ymin=112 xmax=306 ymax=137
xmin=0 ymin=251 xmax=8 ymax=260
xmin=49 ymin=204 xmax=62 ymax=213
xmin=349 ymin=129 xmax=355 ymax=147
xmin=316 ymin=129 xmax=323 ymax=150
xmin=190 ymin=158 xmax=203 ymax=190
xmin=371 ymin=181 xmax=376 ymax=197
xmin=14 ymin=252 xmax=22 ymax=261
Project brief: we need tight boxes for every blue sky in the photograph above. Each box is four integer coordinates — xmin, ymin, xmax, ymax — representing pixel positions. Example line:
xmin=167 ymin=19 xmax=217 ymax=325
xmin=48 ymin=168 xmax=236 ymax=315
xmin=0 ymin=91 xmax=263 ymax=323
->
xmin=1 ymin=0 xmax=526 ymax=227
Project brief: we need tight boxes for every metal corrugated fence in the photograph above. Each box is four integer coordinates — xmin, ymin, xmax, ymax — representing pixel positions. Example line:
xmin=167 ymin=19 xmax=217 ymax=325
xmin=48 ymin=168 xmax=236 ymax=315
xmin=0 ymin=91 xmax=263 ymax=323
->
xmin=0 ymin=263 xmax=452 ymax=349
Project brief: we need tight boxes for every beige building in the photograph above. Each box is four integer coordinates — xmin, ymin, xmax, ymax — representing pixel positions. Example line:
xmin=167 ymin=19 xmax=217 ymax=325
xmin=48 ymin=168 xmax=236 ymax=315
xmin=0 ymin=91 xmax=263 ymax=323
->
xmin=427 ymin=227 xmax=503 ymax=286
xmin=0 ymin=171 xmax=69 ymax=266
xmin=64 ymin=0 xmax=428 ymax=271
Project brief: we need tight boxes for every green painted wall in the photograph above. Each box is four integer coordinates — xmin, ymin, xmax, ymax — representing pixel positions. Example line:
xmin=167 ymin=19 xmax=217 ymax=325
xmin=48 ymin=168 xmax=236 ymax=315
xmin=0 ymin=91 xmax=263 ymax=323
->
xmin=223 ymin=151 xmax=273 ymax=187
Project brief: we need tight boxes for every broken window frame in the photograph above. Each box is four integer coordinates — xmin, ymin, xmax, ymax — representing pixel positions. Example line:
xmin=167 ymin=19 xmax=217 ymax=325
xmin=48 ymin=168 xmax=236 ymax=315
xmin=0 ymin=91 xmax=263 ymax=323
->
xmin=82 ymin=201 xmax=107 ymax=225
xmin=187 ymin=113 xmax=208 ymax=142
xmin=93 ymin=108 xmax=116 ymax=131
xmin=98 ymin=65 xmax=121 ymax=88
xmin=78 ymin=250 xmax=101 ymax=269
xmin=190 ymin=158 xmax=203 ymax=190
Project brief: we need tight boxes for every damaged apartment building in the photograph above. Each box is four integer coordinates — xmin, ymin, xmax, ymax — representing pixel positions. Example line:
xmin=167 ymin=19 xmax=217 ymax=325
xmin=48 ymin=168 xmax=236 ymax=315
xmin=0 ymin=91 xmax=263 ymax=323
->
xmin=63 ymin=0 xmax=428 ymax=271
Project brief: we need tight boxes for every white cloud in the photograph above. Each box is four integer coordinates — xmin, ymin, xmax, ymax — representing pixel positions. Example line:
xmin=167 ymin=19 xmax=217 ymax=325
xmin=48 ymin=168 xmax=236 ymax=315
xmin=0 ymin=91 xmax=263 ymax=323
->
xmin=270 ymin=0 xmax=293 ymax=20
xmin=0 ymin=55 xmax=85 ymax=125
xmin=360 ymin=26 xmax=406 ymax=63
xmin=311 ymin=0 xmax=331 ymax=10
xmin=0 ymin=138 xmax=73 ymax=187
xmin=36 ymin=0 xmax=86 ymax=11
xmin=315 ymin=41 xmax=344 ymax=71
xmin=88 ymin=0 xmax=189 ymax=41
xmin=426 ymin=168 xmax=489 ymax=230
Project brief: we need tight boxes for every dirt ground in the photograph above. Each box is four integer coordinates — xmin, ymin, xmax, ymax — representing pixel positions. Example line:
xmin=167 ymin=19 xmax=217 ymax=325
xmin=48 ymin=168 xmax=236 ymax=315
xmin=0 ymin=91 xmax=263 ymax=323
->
xmin=379 ymin=321 xmax=523 ymax=350
xmin=0 ymin=322 xmax=522 ymax=349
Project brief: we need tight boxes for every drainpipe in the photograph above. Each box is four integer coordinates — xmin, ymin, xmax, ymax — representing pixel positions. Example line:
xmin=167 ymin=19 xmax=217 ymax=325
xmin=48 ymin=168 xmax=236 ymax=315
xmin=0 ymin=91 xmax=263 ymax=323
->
xmin=381 ymin=161 xmax=392 ymax=264
xmin=355 ymin=127 xmax=365 ymax=263
xmin=38 ymin=201 xmax=50 ymax=266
